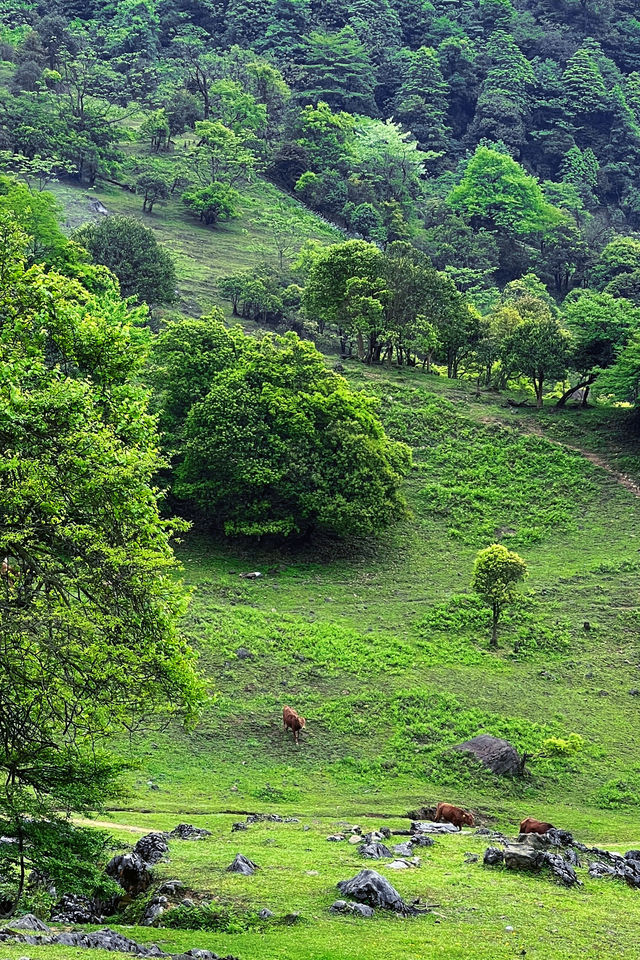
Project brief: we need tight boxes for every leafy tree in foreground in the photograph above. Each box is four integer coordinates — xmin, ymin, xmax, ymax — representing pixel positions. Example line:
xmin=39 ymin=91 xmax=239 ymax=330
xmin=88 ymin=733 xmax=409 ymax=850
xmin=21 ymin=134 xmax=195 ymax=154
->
xmin=472 ymin=544 xmax=528 ymax=647
xmin=172 ymin=320 xmax=411 ymax=538
xmin=0 ymin=217 xmax=203 ymax=913
xmin=74 ymin=215 xmax=177 ymax=305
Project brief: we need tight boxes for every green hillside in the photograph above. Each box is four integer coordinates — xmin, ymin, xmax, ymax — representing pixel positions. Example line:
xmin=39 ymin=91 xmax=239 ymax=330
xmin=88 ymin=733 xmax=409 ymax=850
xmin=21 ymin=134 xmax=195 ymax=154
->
xmin=4 ymin=370 xmax=634 ymax=960
xmin=51 ymin=176 xmax=340 ymax=317
xmin=5 ymin=1 xmax=640 ymax=958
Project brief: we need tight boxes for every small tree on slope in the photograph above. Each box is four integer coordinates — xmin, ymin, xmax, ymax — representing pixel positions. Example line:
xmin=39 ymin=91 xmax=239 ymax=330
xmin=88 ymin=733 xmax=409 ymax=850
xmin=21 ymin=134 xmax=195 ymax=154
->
xmin=472 ymin=544 xmax=528 ymax=647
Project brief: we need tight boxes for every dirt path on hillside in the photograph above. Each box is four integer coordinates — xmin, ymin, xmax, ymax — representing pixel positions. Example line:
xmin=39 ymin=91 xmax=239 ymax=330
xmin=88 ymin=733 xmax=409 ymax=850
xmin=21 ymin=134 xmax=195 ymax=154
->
xmin=481 ymin=413 xmax=640 ymax=499
xmin=74 ymin=817 xmax=150 ymax=833
xmin=526 ymin=421 xmax=640 ymax=498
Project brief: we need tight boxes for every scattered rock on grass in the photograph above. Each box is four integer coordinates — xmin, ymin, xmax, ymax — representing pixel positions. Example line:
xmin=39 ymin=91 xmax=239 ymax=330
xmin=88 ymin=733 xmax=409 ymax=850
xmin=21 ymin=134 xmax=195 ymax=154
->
xmin=330 ymin=900 xmax=374 ymax=918
xmin=411 ymin=821 xmax=458 ymax=835
xmin=337 ymin=869 xmax=414 ymax=915
xmin=226 ymin=854 xmax=259 ymax=875
xmin=170 ymin=824 xmax=212 ymax=840
xmin=452 ymin=735 xmax=525 ymax=777
xmin=7 ymin=916 xmax=49 ymax=933
xmin=359 ymin=841 xmax=393 ymax=859
xmin=393 ymin=843 xmax=413 ymax=857
xmin=134 ymin=832 xmax=170 ymax=865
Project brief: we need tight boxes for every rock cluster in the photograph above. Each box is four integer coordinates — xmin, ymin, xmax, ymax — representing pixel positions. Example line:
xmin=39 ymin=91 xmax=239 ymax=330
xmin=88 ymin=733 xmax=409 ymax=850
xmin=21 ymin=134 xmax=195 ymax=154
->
xmin=133 ymin=832 xmax=170 ymax=866
xmin=169 ymin=824 xmax=212 ymax=840
xmin=0 ymin=927 xmax=237 ymax=959
xmin=586 ymin=849 xmax=640 ymax=888
xmin=484 ymin=831 xmax=581 ymax=887
xmin=50 ymin=894 xmax=105 ymax=924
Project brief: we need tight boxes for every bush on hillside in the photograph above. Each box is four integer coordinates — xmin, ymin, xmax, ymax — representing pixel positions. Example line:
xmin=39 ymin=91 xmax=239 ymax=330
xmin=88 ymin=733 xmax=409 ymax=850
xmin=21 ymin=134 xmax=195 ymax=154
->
xmin=157 ymin=315 xmax=411 ymax=539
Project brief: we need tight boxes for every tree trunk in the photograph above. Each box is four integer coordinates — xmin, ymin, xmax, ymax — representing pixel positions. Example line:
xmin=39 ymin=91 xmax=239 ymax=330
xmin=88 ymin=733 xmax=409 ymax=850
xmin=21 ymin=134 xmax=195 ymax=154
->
xmin=535 ymin=377 xmax=543 ymax=409
xmin=490 ymin=603 xmax=499 ymax=648
xmin=356 ymin=331 xmax=365 ymax=361
xmin=555 ymin=374 xmax=597 ymax=408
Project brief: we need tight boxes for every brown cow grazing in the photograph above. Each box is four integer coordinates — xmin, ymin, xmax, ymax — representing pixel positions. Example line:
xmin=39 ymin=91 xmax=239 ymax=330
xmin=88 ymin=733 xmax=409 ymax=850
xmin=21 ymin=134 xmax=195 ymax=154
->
xmin=434 ymin=802 xmax=475 ymax=830
xmin=519 ymin=817 xmax=555 ymax=835
xmin=283 ymin=706 xmax=306 ymax=745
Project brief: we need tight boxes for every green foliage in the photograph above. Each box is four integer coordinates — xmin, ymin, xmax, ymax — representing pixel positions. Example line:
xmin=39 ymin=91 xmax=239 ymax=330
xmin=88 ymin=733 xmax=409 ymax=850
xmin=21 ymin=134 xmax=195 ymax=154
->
xmin=74 ymin=215 xmax=177 ymax=305
xmin=449 ymin=146 xmax=563 ymax=237
xmin=162 ymin=318 xmax=411 ymax=538
xmin=543 ymin=734 xmax=585 ymax=757
xmin=0 ymin=215 xmax=203 ymax=911
xmin=181 ymin=182 xmax=240 ymax=226
xmin=163 ymin=904 xmax=262 ymax=933
xmin=595 ymin=778 xmax=640 ymax=809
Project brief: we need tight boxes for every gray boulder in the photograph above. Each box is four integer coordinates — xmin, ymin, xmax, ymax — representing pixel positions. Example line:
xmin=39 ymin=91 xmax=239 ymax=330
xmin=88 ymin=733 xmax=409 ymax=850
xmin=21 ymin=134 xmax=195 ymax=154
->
xmin=410 ymin=821 xmax=458 ymax=835
xmin=134 ymin=832 xmax=170 ymax=865
xmin=544 ymin=852 xmax=581 ymax=887
xmin=226 ymin=854 xmax=258 ymax=875
xmin=330 ymin=899 xmax=374 ymax=918
xmin=8 ymin=914 xmax=49 ymax=932
xmin=412 ymin=834 xmax=435 ymax=848
xmin=337 ymin=869 xmax=411 ymax=914
xmin=258 ymin=909 xmax=274 ymax=919
xmin=483 ymin=847 xmax=504 ymax=866
xmin=105 ymin=852 xmax=153 ymax=896
xmin=393 ymin=843 xmax=413 ymax=857
xmin=453 ymin=735 xmax=525 ymax=776
xmin=352 ymin=903 xmax=375 ymax=918
xmin=504 ymin=836 xmax=546 ymax=872
xmin=359 ymin=841 xmax=393 ymax=859
xmin=141 ymin=895 xmax=169 ymax=926
xmin=157 ymin=880 xmax=184 ymax=896
xmin=170 ymin=824 xmax=212 ymax=841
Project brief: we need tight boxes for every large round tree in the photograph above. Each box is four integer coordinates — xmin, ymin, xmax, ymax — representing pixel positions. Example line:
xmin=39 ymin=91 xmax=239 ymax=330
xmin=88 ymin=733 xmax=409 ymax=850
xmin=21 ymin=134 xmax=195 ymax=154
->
xmin=162 ymin=317 xmax=411 ymax=538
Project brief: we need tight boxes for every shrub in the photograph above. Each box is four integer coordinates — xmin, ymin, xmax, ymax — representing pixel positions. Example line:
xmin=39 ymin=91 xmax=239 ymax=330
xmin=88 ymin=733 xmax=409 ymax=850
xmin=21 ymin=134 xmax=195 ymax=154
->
xmin=542 ymin=734 xmax=584 ymax=756
xmin=74 ymin=215 xmax=176 ymax=305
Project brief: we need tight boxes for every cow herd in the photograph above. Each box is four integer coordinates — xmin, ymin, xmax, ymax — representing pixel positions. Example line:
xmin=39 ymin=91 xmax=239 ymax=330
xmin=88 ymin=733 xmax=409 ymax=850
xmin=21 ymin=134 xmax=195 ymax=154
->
xmin=282 ymin=707 xmax=556 ymax=835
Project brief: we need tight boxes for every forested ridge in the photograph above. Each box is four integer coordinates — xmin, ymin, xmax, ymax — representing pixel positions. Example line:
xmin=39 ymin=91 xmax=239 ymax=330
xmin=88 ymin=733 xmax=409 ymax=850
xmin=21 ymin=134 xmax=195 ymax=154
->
xmin=3 ymin=0 xmax=640 ymax=407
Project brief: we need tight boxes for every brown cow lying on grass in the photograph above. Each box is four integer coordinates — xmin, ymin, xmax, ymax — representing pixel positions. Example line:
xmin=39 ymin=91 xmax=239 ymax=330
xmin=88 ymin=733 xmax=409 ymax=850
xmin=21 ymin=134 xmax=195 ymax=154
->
xmin=434 ymin=802 xmax=475 ymax=829
xmin=520 ymin=816 xmax=555 ymax=835
xmin=283 ymin=706 xmax=305 ymax=745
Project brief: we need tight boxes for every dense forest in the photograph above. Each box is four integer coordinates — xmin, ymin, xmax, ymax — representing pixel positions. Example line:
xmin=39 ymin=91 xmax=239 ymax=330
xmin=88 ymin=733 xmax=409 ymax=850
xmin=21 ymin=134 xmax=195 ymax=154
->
xmin=3 ymin=0 xmax=640 ymax=408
